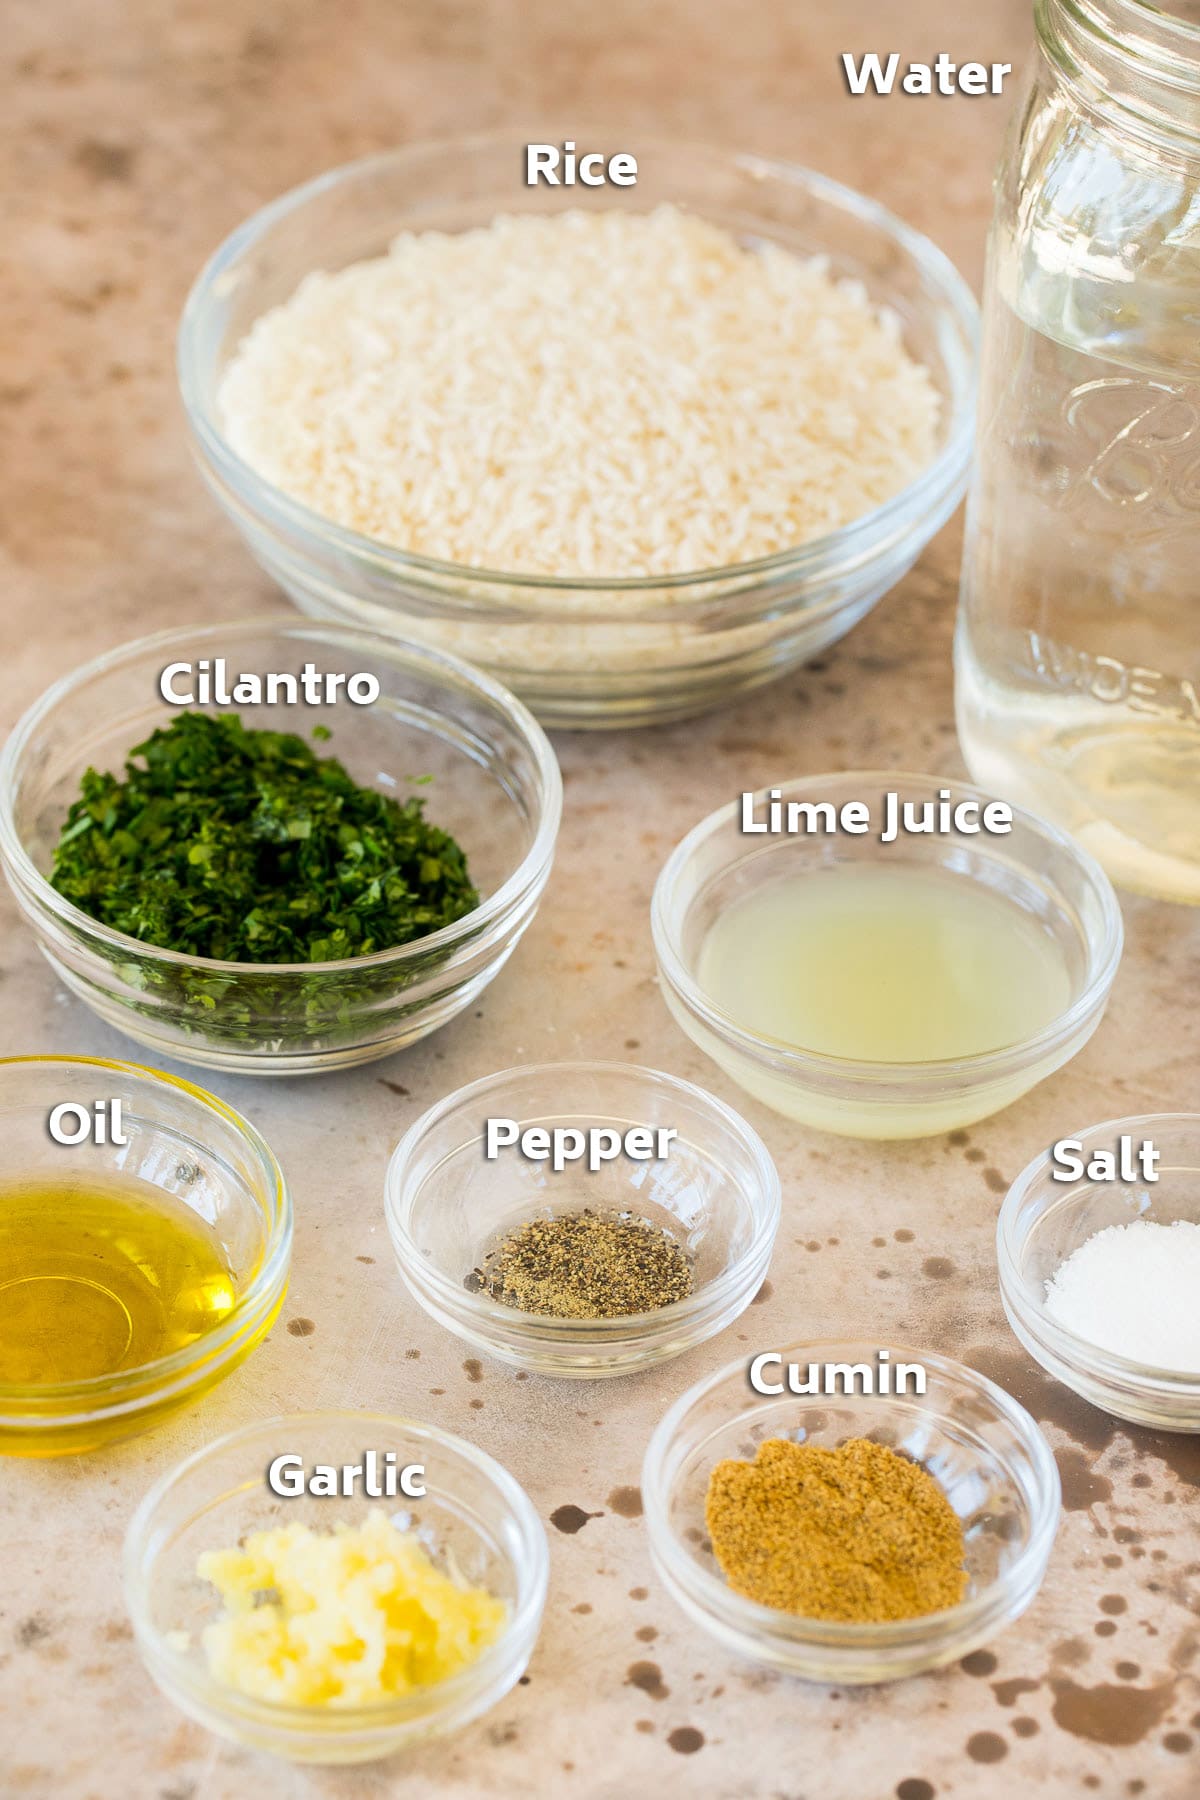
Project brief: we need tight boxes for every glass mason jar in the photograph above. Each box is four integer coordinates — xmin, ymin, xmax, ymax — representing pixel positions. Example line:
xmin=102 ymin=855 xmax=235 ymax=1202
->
xmin=956 ymin=0 xmax=1200 ymax=902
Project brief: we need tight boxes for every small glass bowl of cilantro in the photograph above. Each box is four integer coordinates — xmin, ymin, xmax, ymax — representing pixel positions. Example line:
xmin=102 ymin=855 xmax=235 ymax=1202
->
xmin=0 ymin=622 xmax=561 ymax=1074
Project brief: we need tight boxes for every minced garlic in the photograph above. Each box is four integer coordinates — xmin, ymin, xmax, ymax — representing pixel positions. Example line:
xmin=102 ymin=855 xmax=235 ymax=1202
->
xmin=197 ymin=1510 xmax=506 ymax=1706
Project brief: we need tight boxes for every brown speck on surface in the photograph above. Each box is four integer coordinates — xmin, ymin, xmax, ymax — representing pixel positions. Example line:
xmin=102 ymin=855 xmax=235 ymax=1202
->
xmin=896 ymin=1780 xmax=936 ymax=1800
xmin=550 ymin=1504 xmax=602 ymax=1535
xmin=462 ymin=1357 xmax=483 ymax=1382
xmin=355 ymin=1255 xmax=375 ymax=1264
xmin=1095 ymin=1620 xmax=1117 ymax=1638
xmin=625 ymin=1661 xmax=669 ymax=1701
xmin=982 ymin=1167 xmax=1007 ymax=1194
xmin=404 ymin=1348 xmax=420 ymax=1360
xmin=635 ymin=1718 xmax=654 ymax=1734
xmin=378 ymin=1079 xmax=410 ymax=1096
xmin=1163 ymin=1732 xmax=1194 ymax=1754
xmin=286 ymin=1317 xmax=315 ymax=1337
xmin=1100 ymin=1595 xmax=1128 ymax=1616
xmin=1102 ymin=1554 xmax=1123 ymax=1569
xmin=948 ymin=1130 xmax=969 ymax=1146
xmin=1053 ymin=1639 xmax=1090 ymax=1668
xmin=1012 ymin=1716 xmax=1040 ymax=1737
xmin=993 ymin=1676 xmax=1040 ymax=1706
xmin=469 ymin=1397 xmax=484 ymax=1410
xmin=515 ymin=1371 xmax=528 ymax=1381
xmin=635 ymin=1625 xmax=658 ymax=1643
xmin=75 ymin=138 xmax=135 ymax=181
xmin=1055 ymin=1448 xmax=1113 ymax=1512
xmin=607 ymin=1485 xmax=643 ymax=1518
xmin=960 ymin=1649 xmax=998 ymax=1677
xmin=571 ymin=1603 xmax=592 ymax=1615
xmin=751 ymin=1279 xmax=773 ymax=1304
xmin=667 ymin=1726 xmax=704 ymax=1754
xmin=894 ymin=1228 xmax=915 ymax=1242
xmin=966 ymin=1731 xmax=1008 ymax=1763
xmin=629 ymin=1587 xmax=648 ymax=1601
xmin=1050 ymin=1678 xmax=1176 ymax=1745
xmin=922 ymin=1256 xmax=955 ymax=1280
xmin=1115 ymin=1661 xmax=1141 ymax=1681
xmin=873 ymin=1236 xmax=887 ymax=1248
xmin=16 ymin=1616 xmax=52 ymax=1649
xmin=429 ymin=1387 xmax=445 ymax=1396
xmin=965 ymin=1147 xmax=986 ymax=1163
xmin=1132 ymin=1472 xmax=1153 ymax=1489
xmin=805 ymin=1239 xmax=822 ymax=1252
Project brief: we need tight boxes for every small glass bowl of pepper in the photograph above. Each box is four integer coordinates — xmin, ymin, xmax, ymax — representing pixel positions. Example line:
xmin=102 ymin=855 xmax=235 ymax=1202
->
xmin=384 ymin=1062 xmax=781 ymax=1379
xmin=642 ymin=1341 xmax=1060 ymax=1684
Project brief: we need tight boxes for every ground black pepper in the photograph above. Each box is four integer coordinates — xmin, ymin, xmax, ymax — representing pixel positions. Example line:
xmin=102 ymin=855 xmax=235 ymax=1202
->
xmin=472 ymin=1210 xmax=694 ymax=1319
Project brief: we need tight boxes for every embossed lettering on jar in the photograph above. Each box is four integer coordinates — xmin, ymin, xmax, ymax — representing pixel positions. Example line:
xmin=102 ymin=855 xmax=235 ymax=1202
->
xmin=956 ymin=0 xmax=1200 ymax=902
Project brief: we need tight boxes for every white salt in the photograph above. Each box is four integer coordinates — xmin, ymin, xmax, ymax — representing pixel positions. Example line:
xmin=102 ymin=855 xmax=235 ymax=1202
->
xmin=1043 ymin=1218 xmax=1200 ymax=1372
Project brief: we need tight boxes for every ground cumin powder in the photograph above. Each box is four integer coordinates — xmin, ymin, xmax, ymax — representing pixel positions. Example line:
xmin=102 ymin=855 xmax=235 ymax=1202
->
xmin=704 ymin=1436 xmax=967 ymax=1622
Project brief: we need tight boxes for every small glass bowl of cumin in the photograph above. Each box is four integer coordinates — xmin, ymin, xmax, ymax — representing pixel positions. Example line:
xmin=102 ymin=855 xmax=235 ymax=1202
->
xmin=642 ymin=1342 xmax=1060 ymax=1684
xmin=384 ymin=1062 xmax=781 ymax=1379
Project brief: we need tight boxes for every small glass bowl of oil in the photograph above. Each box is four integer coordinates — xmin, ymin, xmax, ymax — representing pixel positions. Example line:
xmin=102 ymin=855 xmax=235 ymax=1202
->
xmin=0 ymin=1056 xmax=291 ymax=1455
xmin=652 ymin=771 xmax=1123 ymax=1139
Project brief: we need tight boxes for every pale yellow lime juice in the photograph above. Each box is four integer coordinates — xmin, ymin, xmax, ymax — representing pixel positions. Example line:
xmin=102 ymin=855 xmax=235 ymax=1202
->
xmin=694 ymin=864 xmax=1073 ymax=1138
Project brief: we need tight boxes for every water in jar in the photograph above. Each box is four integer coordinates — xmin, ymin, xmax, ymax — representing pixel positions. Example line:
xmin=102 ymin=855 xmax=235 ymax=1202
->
xmin=957 ymin=148 xmax=1200 ymax=902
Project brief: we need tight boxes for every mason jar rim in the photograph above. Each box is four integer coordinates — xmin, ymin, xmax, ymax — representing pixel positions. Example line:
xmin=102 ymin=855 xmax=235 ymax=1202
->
xmin=1039 ymin=0 xmax=1200 ymax=144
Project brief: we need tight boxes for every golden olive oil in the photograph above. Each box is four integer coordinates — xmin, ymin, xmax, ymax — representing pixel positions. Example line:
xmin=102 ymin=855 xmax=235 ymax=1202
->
xmin=0 ymin=1174 xmax=238 ymax=1387
xmin=699 ymin=864 xmax=1072 ymax=1063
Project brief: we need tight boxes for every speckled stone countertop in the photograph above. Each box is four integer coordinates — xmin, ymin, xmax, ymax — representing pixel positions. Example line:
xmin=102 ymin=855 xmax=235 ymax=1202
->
xmin=2 ymin=3 xmax=1198 ymax=1797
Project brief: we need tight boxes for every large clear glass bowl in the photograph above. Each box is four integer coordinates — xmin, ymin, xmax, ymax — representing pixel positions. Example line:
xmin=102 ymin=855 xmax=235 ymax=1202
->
xmin=178 ymin=134 xmax=978 ymax=729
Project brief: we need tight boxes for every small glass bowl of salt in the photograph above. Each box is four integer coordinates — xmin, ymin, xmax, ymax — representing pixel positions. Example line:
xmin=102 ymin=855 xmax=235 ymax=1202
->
xmin=998 ymin=1113 xmax=1200 ymax=1432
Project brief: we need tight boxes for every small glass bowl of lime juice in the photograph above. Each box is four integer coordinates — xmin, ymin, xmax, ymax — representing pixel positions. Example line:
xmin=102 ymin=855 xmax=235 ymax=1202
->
xmin=652 ymin=771 xmax=1122 ymax=1140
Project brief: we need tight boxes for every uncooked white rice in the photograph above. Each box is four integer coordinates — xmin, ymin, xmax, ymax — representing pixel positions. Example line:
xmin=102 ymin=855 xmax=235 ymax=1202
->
xmin=219 ymin=205 xmax=940 ymax=580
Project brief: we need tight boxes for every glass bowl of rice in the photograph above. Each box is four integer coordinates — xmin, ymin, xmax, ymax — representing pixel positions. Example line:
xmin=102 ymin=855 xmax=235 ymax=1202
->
xmin=178 ymin=134 xmax=978 ymax=729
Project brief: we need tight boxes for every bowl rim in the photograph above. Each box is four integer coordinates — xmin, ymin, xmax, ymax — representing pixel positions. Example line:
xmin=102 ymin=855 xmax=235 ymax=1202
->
xmin=383 ymin=1059 xmax=782 ymax=1340
xmin=651 ymin=768 xmax=1125 ymax=1090
xmin=178 ymin=130 xmax=979 ymax=597
xmin=996 ymin=1111 xmax=1200 ymax=1396
xmin=0 ymin=1054 xmax=291 ymax=1409
xmin=122 ymin=1408 xmax=550 ymax=1733
xmin=641 ymin=1338 xmax=1062 ymax=1649
xmin=0 ymin=616 xmax=562 ymax=978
